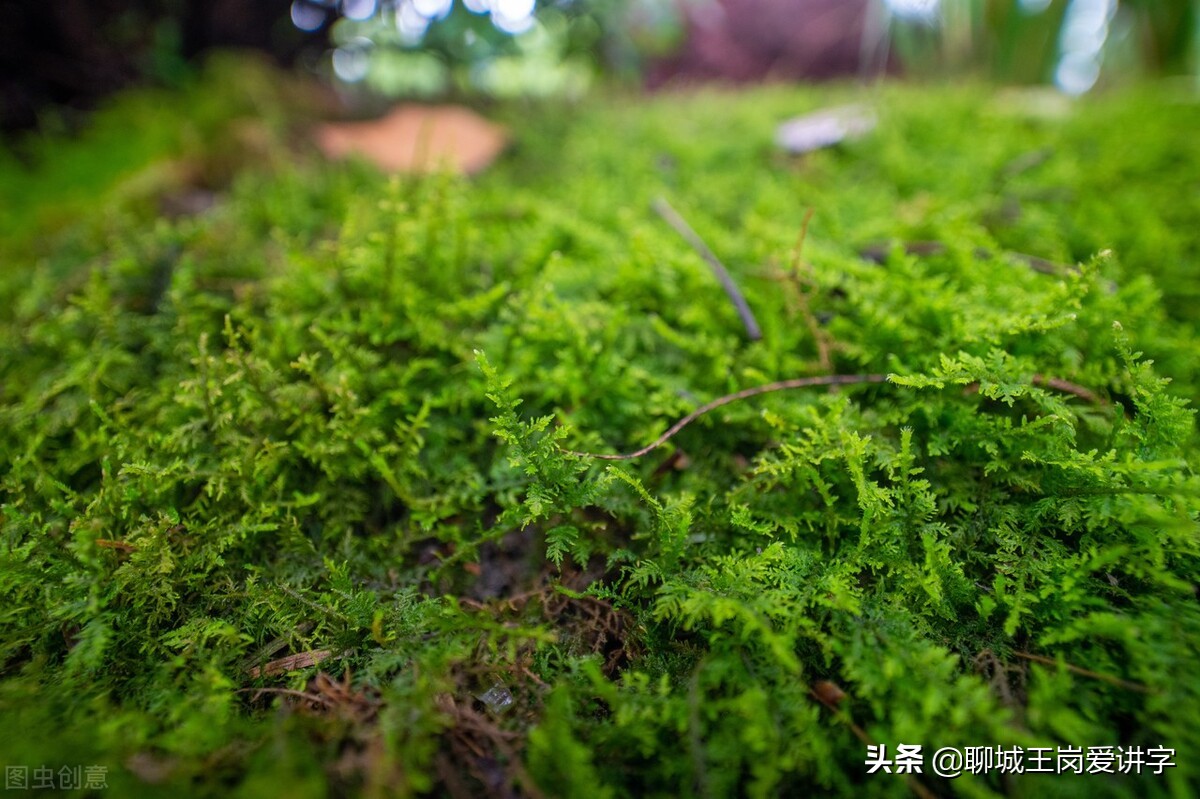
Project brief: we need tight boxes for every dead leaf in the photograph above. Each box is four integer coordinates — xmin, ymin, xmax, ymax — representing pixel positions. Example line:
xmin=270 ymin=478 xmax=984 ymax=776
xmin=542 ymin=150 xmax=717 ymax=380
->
xmin=316 ymin=105 xmax=508 ymax=175
xmin=246 ymin=648 xmax=334 ymax=679
xmin=812 ymin=679 xmax=846 ymax=706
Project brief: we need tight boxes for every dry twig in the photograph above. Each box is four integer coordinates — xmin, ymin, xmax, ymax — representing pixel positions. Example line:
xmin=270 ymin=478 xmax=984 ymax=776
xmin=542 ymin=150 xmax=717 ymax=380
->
xmin=1031 ymin=375 xmax=1104 ymax=406
xmin=859 ymin=240 xmax=1074 ymax=277
xmin=786 ymin=207 xmax=833 ymax=370
xmin=653 ymin=196 xmax=762 ymax=341
xmin=95 ymin=539 xmax=138 ymax=553
xmin=564 ymin=372 xmax=1106 ymax=461
xmin=564 ymin=374 xmax=887 ymax=460
xmin=1014 ymin=650 xmax=1151 ymax=693
xmin=235 ymin=686 xmax=334 ymax=708
xmin=246 ymin=648 xmax=335 ymax=679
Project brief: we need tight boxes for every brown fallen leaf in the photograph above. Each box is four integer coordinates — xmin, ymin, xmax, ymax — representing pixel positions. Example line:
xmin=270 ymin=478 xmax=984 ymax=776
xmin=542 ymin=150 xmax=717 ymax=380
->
xmin=247 ymin=648 xmax=334 ymax=679
xmin=316 ymin=104 xmax=508 ymax=175
xmin=811 ymin=679 xmax=847 ymax=706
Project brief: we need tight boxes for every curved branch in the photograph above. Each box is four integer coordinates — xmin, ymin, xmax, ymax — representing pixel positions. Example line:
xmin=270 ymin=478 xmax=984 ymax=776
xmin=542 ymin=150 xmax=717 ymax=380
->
xmin=1032 ymin=374 xmax=1104 ymax=405
xmin=653 ymin=196 xmax=762 ymax=341
xmin=563 ymin=372 xmax=1107 ymax=461
xmin=563 ymin=374 xmax=888 ymax=460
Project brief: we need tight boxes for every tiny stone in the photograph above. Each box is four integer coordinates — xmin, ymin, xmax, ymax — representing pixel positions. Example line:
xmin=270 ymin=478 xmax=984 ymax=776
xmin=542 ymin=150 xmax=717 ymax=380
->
xmin=476 ymin=683 xmax=514 ymax=714
xmin=775 ymin=105 xmax=876 ymax=154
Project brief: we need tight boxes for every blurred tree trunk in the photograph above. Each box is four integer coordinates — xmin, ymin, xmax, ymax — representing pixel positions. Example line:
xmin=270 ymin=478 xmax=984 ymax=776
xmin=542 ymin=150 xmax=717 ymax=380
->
xmin=645 ymin=0 xmax=891 ymax=87
xmin=1125 ymin=0 xmax=1198 ymax=74
xmin=0 ymin=0 xmax=307 ymax=133
xmin=983 ymin=0 xmax=1070 ymax=83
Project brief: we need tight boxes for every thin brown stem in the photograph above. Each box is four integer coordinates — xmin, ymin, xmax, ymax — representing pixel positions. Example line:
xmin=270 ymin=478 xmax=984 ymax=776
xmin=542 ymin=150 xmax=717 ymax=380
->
xmin=235 ymin=687 xmax=334 ymax=707
xmin=788 ymin=208 xmax=816 ymax=277
xmin=563 ymin=372 xmax=1107 ymax=461
xmin=859 ymin=240 xmax=1076 ymax=277
xmin=563 ymin=374 xmax=888 ymax=460
xmin=1032 ymin=374 xmax=1104 ymax=406
xmin=786 ymin=207 xmax=832 ymax=370
xmin=1013 ymin=651 xmax=1151 ymax=693
xmin=653 ymin=196 xmax=762 ymax=341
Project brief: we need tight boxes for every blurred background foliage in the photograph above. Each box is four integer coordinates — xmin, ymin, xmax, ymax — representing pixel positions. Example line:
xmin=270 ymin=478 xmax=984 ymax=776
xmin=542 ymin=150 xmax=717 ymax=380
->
xmin=280 ymin=0 xmax=1200 ymax=98
xmin=3 ymin=0 xmax=1197 ymax=132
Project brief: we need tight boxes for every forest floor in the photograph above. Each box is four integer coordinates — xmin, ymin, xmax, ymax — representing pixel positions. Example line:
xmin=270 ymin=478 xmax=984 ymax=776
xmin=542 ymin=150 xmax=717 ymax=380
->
xmin=2 ymin=57 xmax=1200 ymax=798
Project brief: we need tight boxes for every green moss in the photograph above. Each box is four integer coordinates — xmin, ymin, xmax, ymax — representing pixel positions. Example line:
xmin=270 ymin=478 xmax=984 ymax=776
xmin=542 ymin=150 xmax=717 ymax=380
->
xmin=2 ymin=65 xmax=1200 ymax=797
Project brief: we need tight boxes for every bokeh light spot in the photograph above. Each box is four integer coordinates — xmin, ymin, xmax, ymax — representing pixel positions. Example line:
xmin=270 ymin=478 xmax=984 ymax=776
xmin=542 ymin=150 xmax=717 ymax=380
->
xmin=291 ymin=0 xmax=328 ymax=32
xmin=342 ymin=0 xmax=377 ymax=22
xmin=333 ymin=39 xmax=372 ymax=82
xmin=413 ymin=0 xmax=454 ymax=20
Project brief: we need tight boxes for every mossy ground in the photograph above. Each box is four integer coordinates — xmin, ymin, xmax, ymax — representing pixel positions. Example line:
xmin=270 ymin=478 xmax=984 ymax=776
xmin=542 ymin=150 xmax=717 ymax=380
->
xmin=2 ymin=60 xmax=1200 ymax=798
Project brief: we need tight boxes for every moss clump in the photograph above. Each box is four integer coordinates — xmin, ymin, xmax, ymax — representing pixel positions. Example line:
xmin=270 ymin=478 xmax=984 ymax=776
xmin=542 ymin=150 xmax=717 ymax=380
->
xmin=2 ymin=67 xmax=1199 ymax=797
